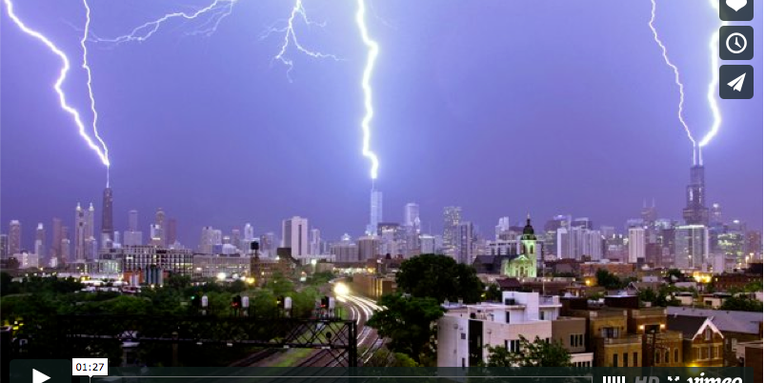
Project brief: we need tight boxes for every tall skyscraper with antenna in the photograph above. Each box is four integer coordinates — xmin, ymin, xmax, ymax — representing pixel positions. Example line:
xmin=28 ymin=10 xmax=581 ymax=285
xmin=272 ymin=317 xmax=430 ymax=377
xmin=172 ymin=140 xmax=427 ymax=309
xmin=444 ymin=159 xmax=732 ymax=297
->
xmin=367 ymin=188 xmax=383 ymax=235
xmin=682 ymin=160 xmax=709 ymax=226
xmin=101 ymin=187 xmax=114 ymax=247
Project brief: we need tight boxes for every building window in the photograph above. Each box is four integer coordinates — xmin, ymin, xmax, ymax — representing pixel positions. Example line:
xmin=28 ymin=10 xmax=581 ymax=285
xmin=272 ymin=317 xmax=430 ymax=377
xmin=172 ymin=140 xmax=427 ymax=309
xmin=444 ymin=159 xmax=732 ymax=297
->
xmin=570 ymin=334 xmax=575 ymax=347
xmin=461 ymin=333 xmax=466 ymax=340
xmin=705 ymin=328 xmax=711 ymax=340
xmin=665 ymin=351 xmax=669 ymax=364
xmin=506 ymin=312 xmax=510 ymax=323
xmin=634 ymin=352 xmax=639 ymax=366
xmin=675 ymin=349 xmax=679 ymax=363
xmin=655 ymin=351 xmax=660 ymax=364
xmin=623 ymin=353 xmax=628 ymax=367
xmin=509 ymin=339 xmax=521 ymax=353
xmin=613 ymin=354 xmax=618 ymax=367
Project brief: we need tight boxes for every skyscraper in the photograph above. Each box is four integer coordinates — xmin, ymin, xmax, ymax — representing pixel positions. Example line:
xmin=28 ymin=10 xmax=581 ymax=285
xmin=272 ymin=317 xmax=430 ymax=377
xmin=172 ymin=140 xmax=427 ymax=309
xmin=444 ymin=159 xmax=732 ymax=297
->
xmin=128 ymin=210 xmax=139 ymax=232
xmin=357 ymin=235 xmax=380 ymax=261
xmin=403 ymin=203 xmax=421 ymax=257
xmin=282 ymin=216 xmax=309 ymax=258
xmin=167 ymin=218 xmax=177 ymax=246
xmin=155 ymin=208 xmax=166 ymax=247
xmin=35 ymin=223 xmax=46 ymax=264
xmin=199 ymin=226 xmax=218 ymax=254
xmin=0 ymin=234 xmax=7 ymax=259
xmin=557 ymin=225 xmax=603 ymax=260
xmin=641 ymin=199 xmax=657 ymax=224
xmin=711 ymin=203 xmax=723 ymax=225
xmin=682 ymin=165 xmax=710 ymax=226
xmin=244 ymin=223 xmax=254 ymax=241
xmin=310 ymin=228 xmax=321 ymax=255
xmin=495 ymin=217 xmax=511 ymax=239
xmin=260 ymin=232 xmax=276 ymax=258
xmin=404 ymin=203 xmax=420 ymax=228
xmin=456 ymin=221 xmax=474 ymax=264
xmin=8 ymin=220 xmax=21 ymax=256
xmin=86 ymin=203 xmax=95 ymax=240
xmin=51 ymin=218 xmax=62 ymax=262
xmin=674 ymin=225 xmax=710 ymax=270
xmin=442 ymin=206 xmax=462 ymax=256
xmin=628 ymin=227 xmax=645 ymax=264
xmin=124 ymin=210 xmax=143 ymax=246
xmin=101 ymin=188 xmax=114 ymax=246
xmin=150 ymin=224 xmax=164 ymax=246
xmin=75 ymin=203 xmax=95 ymax=260
xmin=332 ymin=234 xmax=359 ymax=262
xmin=60 ymin=226 xmax=70 ymax=264
xmin=368 ymin=189 xmax=383 ymax=235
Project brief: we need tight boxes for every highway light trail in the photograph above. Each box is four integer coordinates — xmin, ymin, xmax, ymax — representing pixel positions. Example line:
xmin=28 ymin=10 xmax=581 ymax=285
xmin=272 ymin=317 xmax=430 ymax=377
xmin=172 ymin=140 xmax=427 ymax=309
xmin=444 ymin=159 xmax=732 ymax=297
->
xmin=3 ymin=0 xmax=111 ymax=172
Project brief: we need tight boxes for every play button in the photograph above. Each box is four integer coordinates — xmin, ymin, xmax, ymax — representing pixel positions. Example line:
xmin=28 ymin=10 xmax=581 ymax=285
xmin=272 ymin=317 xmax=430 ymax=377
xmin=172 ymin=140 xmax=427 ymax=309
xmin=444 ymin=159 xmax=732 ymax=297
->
xmin=32 ymin=369 xmax=51 ymax=383
xmin=10 ymin=360 xmax=70 ymax=383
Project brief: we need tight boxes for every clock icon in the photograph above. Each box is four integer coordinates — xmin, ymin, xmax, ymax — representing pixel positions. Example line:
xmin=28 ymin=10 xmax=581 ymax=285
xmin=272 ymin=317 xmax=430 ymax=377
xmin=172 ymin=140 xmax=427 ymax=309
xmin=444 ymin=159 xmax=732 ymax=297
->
xmin=726 ymin=32 xmax=747 ymax=54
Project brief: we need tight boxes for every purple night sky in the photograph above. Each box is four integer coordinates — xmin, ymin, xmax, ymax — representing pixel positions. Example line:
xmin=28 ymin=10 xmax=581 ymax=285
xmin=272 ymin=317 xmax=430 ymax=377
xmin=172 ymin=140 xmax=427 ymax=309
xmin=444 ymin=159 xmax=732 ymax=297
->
xmin=1 ymin=0 xmax=762 ymax=248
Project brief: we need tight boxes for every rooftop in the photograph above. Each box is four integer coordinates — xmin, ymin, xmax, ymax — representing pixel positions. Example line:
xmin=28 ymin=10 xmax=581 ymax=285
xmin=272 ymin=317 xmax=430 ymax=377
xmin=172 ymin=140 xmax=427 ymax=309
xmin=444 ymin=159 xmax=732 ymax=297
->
xmin=667 ymin=307 xmax=763 ymax=335
xmin=666 ymin=315 xmax=708 ymax=339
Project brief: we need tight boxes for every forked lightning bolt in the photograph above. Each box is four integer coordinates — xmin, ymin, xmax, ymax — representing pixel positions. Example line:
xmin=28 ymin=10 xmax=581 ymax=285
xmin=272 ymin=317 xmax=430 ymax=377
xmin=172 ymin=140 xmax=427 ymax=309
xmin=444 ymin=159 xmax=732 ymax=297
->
xmin=649 ymin=0 xmax=698 ymax=164
xmin=699 ymin=0 xmax=724 ymax=164
xmin=356 ymin=0 xmax=379 ymax=180
xmin=81 ymin=0 xmax=111 ymax=186
xmin=262 ymin=0 xmax=340 ymax=81
xmin=91 ymin=0 xmax=237 ymax=45
xmin=3 ymin=0 xmax=111 ymax=171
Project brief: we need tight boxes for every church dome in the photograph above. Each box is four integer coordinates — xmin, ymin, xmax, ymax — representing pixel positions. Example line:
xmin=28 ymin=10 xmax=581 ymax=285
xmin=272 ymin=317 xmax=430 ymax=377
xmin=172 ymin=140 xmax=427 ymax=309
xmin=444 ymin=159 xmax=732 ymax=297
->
xmin=523 ymin=215 xmax=535 ymax=235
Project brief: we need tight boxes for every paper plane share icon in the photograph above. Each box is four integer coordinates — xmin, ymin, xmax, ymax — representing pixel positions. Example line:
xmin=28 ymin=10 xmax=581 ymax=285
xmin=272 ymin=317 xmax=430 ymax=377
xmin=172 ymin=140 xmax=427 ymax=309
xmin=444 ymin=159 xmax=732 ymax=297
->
xmin=727 ymin=72 xmax=747 ymax=92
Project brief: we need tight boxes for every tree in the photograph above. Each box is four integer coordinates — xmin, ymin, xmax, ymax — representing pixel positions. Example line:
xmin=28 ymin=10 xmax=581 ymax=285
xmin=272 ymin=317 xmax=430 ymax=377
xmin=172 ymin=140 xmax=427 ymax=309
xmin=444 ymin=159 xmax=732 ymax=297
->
xmin=720 ymin=295 xmax=763 ymax=312
xmin=165 ymin=274 xmax=191 ymax=291
xmin=666 ymin=268 xmax=684 ymax=282
xmin=396 ymin=254 xmax=484 ymax=303
xmin=485 ymin=283 xmax=502 ymax=302
xmin=366 ymin=293 xmax=446 ymax=365
xmin=596 ymin=269 xmax=622 ymax=290
xmin=484 ymin=336 xmax=572 ymax=367
xmin=638 ymin=286 xmax=681 ymax=307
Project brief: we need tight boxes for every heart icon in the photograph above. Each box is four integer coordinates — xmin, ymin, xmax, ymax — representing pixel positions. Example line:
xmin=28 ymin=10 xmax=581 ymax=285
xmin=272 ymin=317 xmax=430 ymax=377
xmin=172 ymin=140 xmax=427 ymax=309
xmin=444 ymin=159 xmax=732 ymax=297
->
xmin=726 ymin=0 xmax=747 ymax=12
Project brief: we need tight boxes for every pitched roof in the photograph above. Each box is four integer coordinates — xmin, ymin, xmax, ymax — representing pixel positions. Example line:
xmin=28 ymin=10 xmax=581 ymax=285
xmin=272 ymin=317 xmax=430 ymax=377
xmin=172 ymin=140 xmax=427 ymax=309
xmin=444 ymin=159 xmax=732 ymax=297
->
xmin=473 ymin=255 xmax=495 ymax=265
xmin=627 ymin=281 xmax=665 ymax=291
xmin=497 ymin=277 xmax=522 ymax=289
xmin=667 ymin=307 xmax=763 ymax=335
xmin=667 ymin=315 xmax=708 ymax=339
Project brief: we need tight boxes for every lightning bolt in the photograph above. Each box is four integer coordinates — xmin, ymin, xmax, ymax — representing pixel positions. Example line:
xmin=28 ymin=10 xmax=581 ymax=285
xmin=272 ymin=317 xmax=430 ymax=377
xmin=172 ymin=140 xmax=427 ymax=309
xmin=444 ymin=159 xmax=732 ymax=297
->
xmin=698 ymin=0 xmax=724 ymax=164
xmin=262 ymin=0 xmax=340 ymax=81
xmin=356 ymin=0 xmax=379 ymax=180
xmin=81 ymin=0 xmax=111 ymax=186
xmin=649 ymin=0 xmax=698 ymax=165
xmin=3 ymin=0 xmax=111 ymax=171
xmin=91 ymin=0 xmax=237 ymax=45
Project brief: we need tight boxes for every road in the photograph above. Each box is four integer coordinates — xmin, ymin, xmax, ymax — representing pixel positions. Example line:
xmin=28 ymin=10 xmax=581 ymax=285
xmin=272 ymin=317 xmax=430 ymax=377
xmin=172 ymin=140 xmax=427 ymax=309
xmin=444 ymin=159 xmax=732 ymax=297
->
xmin=296 ymin=281 xmax=384 ymax=367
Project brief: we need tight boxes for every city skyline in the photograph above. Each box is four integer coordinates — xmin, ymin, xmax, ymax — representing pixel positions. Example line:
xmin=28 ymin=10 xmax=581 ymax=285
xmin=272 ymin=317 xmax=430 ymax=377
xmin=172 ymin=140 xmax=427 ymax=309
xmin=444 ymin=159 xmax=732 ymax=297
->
xmin=1 ymin=175 xmax=757 ymax=256
xmin=1 ymin=1 xmax=762 ymax=247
